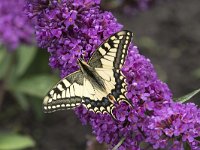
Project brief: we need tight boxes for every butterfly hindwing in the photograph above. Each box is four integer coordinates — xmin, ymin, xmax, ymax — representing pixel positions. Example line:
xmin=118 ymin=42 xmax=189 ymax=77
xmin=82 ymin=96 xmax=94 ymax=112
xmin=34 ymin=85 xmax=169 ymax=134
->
xmin=83 ymin=96 xmax=114 ymax=114
xmin=82 ymin=74 xmax=114 ymax=114
xmin=43 ymin=71 xmax=84 ymax=112
xmin=96 ymin=69 xmax=127 ymax=100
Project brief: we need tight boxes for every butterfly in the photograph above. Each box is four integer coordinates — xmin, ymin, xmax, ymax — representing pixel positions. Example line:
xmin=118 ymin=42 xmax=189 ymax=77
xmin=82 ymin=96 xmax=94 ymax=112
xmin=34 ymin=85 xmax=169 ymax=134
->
xmin=43 ymin=30 xmax=133 ymax=118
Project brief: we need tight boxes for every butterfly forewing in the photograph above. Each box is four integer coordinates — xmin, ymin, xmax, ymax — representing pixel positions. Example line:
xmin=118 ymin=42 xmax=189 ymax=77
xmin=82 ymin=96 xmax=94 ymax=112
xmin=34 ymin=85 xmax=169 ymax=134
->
xmin=88 ymin=30 xmax=133 ymax=69
xmin=43 ymin=71 xmax=84 ymax=112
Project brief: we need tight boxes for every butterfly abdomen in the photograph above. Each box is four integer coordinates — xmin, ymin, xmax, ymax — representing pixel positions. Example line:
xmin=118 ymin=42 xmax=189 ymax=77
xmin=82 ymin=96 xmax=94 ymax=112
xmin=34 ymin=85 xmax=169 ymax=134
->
xmin=78 ymin=59 xmax=107 ymax=92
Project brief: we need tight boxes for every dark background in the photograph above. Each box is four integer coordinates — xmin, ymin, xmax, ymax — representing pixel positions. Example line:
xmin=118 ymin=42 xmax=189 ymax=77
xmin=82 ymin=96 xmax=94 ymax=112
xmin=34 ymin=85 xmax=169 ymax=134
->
xmin=0 ymin=0 xmax=200 ymax=149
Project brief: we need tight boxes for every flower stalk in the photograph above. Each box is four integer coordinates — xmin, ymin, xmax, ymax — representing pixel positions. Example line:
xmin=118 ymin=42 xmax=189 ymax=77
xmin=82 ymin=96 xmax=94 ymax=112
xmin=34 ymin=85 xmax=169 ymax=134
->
xmin=112 ymin=137 xmax=126 ymax=150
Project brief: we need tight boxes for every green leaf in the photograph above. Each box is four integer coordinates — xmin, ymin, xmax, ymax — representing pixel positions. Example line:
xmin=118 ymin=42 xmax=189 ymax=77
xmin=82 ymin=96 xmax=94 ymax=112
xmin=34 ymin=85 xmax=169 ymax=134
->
xmin=14 ymin=92 xmax=29 ymax=110
xmin=0 ymin=46 xmax=6 ymax=62
xmin=30 ymin=97 xmax=44 ymax=121
xmin=0 ymin=49 xmax=12 ymax=79
xmin=183 ymin=142 xmax=191 ymax=150
xmin=11 ymin=74 xmax=59 ymax=98
xmin=15 ymin=45 xmax=37 ymax=77
xmin=0 ymin=132 xmax=35 ymax=150
xmin=174 ymin=88 xmax=200 ymax=103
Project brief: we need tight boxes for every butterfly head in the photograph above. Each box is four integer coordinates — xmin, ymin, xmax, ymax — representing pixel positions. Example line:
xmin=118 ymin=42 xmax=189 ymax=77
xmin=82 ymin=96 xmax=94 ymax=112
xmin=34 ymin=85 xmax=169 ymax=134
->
xmin=77 ymin=58 xmax=86 ymax=66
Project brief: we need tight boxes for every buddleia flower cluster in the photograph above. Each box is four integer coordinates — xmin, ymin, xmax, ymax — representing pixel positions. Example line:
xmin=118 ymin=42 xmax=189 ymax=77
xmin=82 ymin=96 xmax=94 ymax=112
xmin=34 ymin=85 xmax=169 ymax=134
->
xmin=0 ymin=0 xmax=34 ymax=51
xmin=26 ymin=0 xmax=122 ymax=78
xmin=26 ymin=0 xmax=200 ymax=149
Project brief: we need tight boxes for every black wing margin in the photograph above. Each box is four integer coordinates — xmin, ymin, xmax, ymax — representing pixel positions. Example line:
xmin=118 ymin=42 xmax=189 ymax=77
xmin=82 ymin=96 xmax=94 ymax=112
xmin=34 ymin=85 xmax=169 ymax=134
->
xmin=88 ymin=30 xmax=133 ymax=69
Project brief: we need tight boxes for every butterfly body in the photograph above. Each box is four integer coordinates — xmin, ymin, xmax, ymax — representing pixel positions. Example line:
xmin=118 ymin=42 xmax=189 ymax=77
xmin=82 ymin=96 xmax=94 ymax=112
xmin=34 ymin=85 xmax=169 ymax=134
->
xmin=43 ymin=30 xmax=134 ymax=118
xmin=78 ymin=59 xmax=107 ymax=93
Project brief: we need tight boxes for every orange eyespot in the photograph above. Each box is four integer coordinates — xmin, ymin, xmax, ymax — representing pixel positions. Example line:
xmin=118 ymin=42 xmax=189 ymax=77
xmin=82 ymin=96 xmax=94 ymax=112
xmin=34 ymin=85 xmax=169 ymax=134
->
xmin=69 ymin=18 xmax=73 ymax=22
xmin=108 ymin=95 xmax=116 ymax=104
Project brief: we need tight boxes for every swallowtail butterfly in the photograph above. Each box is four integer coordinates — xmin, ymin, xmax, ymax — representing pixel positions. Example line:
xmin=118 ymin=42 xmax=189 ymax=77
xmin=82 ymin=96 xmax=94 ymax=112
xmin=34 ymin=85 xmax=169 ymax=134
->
xmin=43 ymin=30 xmax=133 ymax=118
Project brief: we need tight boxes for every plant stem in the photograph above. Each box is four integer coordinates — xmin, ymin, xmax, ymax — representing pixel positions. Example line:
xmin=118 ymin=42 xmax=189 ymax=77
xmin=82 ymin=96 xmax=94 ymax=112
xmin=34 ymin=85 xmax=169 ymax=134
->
xmin=0 ymin=81 xmax=5 ymax=109
xmin=112 ymin=137 xmax=126 ymax=150
xmin=137 ymin=127 xmax=146 ymax=138
xmin=0 ymin=52 xmax=14 ymax=109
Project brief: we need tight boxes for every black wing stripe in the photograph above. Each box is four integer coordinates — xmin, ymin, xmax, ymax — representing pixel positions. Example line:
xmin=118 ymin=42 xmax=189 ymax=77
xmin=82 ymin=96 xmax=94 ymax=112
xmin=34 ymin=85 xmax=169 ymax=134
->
xmin=88 ymin=30 xmax=133 ymax=69
xmin=114 ymin=33 xmax=132 ymax=69
xmin=111 ymin=70 xmax=127 ymax=100
xmin=43 ymin=71 xmax=84 ymax=113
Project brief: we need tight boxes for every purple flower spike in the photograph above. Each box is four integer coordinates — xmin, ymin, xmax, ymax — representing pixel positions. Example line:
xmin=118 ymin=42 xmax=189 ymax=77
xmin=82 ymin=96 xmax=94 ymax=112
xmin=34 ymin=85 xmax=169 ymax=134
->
xmin=146 ymin=102 xmax=200 ymax=149
xmin=0 ymin=0 xmax=34 ymax=51
xmin=26 ymin=0 xmax=122 ymax=77
xmin=27 ymin=0 xmax=200 ymax=149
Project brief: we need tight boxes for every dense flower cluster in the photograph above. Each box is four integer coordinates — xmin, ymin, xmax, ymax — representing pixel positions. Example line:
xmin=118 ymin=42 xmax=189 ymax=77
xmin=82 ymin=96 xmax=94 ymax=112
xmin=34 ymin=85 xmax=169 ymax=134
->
xmin=26 ymin=0 xmax=200 ymax=149
xmin=26 ymin=0 xmax=122 ymax=77
xmin=147 ymin=102 xmax=200 ymax=149
xmin=0 ymin=0 xmax=34 ymax=51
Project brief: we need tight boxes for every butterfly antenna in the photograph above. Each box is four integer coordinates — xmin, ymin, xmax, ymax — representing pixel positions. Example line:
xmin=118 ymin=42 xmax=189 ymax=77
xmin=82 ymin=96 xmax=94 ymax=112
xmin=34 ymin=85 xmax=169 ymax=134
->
xmin=80 ymin=48 xmax=85 ymax=61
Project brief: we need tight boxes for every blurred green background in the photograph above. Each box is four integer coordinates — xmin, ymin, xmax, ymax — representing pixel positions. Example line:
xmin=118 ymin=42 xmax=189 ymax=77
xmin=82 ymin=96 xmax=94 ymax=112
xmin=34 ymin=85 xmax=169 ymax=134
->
xmin=0 ymin=0 xmax=200 ymax=149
